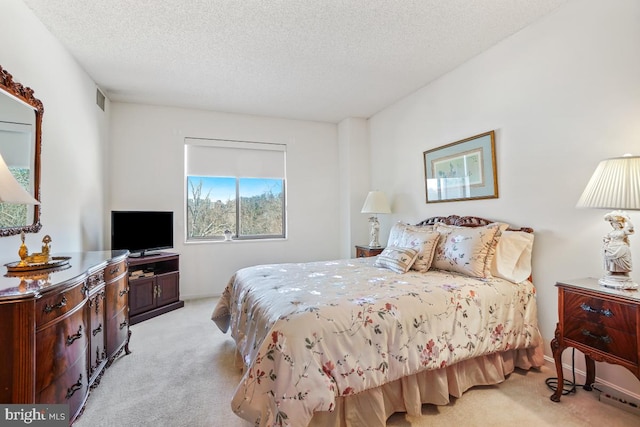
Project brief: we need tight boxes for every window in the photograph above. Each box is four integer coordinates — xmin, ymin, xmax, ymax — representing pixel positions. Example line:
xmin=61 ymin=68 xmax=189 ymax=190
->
xmin=185 ymin=139 xmax=286 ymax=241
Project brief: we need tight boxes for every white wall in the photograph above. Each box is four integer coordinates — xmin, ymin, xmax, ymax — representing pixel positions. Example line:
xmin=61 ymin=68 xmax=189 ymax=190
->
xmin=338 ymin=117 xmax=370 ymax=258
xmin=108 ymin=103 xmax=340 ymax=297
xmin=368 ymin=0 xmax=640 ymax=396
xmin=0 ymin=1 xmax=109 ymax=257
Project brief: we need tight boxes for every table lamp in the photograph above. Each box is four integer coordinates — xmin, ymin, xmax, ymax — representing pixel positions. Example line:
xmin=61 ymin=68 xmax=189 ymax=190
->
xmin=361 ymin=190 xmax=391 ymax=248
xmin=0 ymin=152 xmax=39 ymax=205
xmin=576 ymin=154 xmax=640 ymax=289
xmin=0 ymin=152 xmax=49 ymax=269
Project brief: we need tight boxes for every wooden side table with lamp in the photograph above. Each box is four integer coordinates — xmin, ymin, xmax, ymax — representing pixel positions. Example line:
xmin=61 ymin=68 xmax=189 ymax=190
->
xmin=551 ymin=154 xmax=640 ymax=402
xmin=359 ymin=190 xmax=391 ymax=258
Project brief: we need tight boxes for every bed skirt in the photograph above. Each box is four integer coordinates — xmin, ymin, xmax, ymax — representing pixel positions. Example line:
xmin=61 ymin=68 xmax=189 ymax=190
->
xmin=305 ymin=344 xmax=545 ymax=427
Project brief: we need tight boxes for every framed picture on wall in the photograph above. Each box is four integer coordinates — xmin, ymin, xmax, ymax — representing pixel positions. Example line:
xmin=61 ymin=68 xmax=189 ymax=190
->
xmin=423 ymin=130 xmax=498 ymax=203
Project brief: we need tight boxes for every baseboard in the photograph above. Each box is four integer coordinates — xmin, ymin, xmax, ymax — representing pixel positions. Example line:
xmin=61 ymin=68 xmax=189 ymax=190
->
xmin=594 ymin=383 xmax=640 ymax=416
xmin=543 ymin=354 xmax=640 ymax=404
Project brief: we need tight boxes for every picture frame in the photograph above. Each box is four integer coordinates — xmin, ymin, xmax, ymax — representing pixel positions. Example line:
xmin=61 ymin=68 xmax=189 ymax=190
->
xmin=423 ymin=130 xmax=498 ymax=203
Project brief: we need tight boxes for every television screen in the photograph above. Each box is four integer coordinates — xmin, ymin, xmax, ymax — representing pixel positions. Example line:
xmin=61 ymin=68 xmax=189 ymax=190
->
xmin=111 ymin=211 xmax=173 ymax=256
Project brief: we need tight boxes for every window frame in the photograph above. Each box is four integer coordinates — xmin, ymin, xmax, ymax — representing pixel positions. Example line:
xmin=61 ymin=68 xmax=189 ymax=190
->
xmin=184 ymin=138 xmax=287 ymax=243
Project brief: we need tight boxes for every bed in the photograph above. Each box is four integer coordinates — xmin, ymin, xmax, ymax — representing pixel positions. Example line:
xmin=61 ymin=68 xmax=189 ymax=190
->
xmin=212 ymin=215 xmax=544 ymax=426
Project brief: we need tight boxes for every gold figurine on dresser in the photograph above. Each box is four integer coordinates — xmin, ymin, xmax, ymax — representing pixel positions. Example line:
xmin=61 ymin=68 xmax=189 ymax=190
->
xmin=5 ymin=233 xmax=70 ymax=272
xmin=18 ymin=232 xmax=51 ymax=265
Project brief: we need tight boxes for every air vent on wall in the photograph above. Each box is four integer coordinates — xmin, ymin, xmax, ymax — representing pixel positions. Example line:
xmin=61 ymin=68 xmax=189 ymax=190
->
xmin=96 ymin=88 xmax=105 ymax=111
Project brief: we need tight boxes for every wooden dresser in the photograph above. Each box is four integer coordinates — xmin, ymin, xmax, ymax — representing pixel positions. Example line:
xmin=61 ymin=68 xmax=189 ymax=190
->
xmin=550 ymin=277 xmax=640 ymax=402
xmin=0 ymin=250 xmax=130 ymax=423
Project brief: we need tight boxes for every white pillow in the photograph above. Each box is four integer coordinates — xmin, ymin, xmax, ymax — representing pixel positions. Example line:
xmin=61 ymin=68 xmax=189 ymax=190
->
xmin=396 ymin=229 xmax=440 ymax=273
xmin=374 ymin=246 xmax=419 ymax=274
xmin=490 ymin=230 xmax=534 ymax=283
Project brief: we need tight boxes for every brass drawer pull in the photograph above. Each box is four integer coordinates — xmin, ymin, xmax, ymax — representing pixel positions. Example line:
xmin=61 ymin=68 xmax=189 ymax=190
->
xmin=119 ymin=320 xmax=128 ymax=330
xmin=66 ymin=325 xmax=83 ymax=346
xmin=66 ymin=374 xmax=83 ymax=399
xmin=580 ymin=303 xmax=613 ymax=317
xmin=110 ymin=265 xmax=121 ymax=275
xmin=43 ymin=295 xmax=67 ymax=314
xmin=119 ymin=288 xmax=129 ymax=297
xmin=581 ymin=329 xmax=612 ymax=344
xmin=92 ymin=323 xmax=102 ymax=336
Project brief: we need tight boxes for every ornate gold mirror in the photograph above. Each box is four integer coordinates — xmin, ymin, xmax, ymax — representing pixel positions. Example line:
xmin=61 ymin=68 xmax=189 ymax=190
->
xmin=0 ymin=65 xmax=42 ymax=236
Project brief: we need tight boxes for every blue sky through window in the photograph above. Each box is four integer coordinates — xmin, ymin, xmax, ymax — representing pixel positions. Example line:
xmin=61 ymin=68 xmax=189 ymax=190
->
xmin=189 ymin=176 xmax=283 ymax=202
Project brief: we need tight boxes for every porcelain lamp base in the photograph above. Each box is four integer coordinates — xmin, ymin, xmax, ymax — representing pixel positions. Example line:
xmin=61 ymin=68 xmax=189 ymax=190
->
xmin=599 ymin=274 xmax=638 ymax=290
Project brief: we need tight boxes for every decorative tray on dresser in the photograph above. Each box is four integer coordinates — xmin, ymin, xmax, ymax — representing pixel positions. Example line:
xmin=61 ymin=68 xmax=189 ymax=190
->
xmin=550 ymin=277 xmax=640 ymax=402
xmin=0 ymin=250 xmax=131 ymax=423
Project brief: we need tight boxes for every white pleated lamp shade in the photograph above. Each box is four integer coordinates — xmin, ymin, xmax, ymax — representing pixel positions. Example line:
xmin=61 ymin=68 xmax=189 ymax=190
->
xmin=361 ymin=191 xmax=391 ymax=214
xmin=577 ymin=155 xmax=640 ymax=210
xmin=0 ymin=152 xmax=40 ymax=205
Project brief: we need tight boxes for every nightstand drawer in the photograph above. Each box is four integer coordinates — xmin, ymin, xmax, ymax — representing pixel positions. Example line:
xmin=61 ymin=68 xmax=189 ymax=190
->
xmin=551 ymin=277 xmax=640 ymax=403
xmin=564 ymin=317 xmax=637 ymax=364
xmin=563 ymin=290 xmax=637 ymax=334
xmin=355 ymin=245 xmax=384 ymax=258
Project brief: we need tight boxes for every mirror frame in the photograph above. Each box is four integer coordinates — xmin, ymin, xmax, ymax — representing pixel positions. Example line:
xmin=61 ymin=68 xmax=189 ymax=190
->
xmin=0 ymin=65 xmax=42 ymax=236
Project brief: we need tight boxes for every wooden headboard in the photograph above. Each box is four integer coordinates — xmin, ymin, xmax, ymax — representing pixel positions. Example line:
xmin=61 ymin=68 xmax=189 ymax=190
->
xmin=415 ymin=215 xmax=533 ymax=234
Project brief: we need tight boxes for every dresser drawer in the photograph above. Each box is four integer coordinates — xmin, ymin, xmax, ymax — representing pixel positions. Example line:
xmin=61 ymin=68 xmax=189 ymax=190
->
xmin=106 ymin=275 xmax=128 ymax=315
xmin=85 ymin=270 xmax=105 ymax=293
xmin=88 ymin=290 xmax=107 ymax=378
xmin=563 ymin=290 xmax=637 ymax=334
xmin=36 ymin=281 xmax=85 ymax=326
xmin=36 ymin=305 xmax=88 ymax=392
xmin=564 ymin=317 xmax=637 ymax=364
xmin=106 ymin=306 xmax=129 ymax=356
xmin=38 ymin=355 xmax=87 ymax=422
xmin=105 ymin=259 xmax=127 ymax=282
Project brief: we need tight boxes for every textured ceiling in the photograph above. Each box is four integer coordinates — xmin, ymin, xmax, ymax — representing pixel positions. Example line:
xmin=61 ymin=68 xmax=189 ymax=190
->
xmin=22 ymin=0 xmax=568 ymax=123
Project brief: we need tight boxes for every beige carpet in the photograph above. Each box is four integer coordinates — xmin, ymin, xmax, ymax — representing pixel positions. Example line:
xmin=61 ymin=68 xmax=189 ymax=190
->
xmin=75 ymin=298 xmax=639 ymax=427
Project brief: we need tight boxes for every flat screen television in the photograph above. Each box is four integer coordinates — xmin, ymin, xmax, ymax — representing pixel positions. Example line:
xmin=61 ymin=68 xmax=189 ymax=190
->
xmin=111 ymin=211 xmax=174 ymax=257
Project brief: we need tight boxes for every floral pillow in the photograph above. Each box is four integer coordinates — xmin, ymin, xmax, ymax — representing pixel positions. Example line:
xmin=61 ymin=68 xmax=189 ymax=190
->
xmin=433 ymin=222 xmax=508 ymax=279
xmin=396 ymin=229 xmax=440 ymax=273
xmin=387 ymin=222 xmax=409 ymax=247
xmin=374 ymin=246 xmax=419 ymax=274
xmin=387 ymin=221 xmax=434 ymax=247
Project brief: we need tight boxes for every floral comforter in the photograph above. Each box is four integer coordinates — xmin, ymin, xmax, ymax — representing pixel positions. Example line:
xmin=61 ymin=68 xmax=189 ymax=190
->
xmin=212 ymin=257 xmax=542 ymax=427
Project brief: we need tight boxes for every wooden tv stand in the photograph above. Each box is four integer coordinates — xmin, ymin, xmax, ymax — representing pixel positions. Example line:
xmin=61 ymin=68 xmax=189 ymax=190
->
xmin=127 ymin=252 xmax=183 ymax=325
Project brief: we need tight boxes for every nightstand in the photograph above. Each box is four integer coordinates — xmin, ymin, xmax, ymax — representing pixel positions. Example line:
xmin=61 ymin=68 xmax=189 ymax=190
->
xmin=550 ymin=277 xmax=640 ymax=402
xmin=355 ymin=245 xmax=384 ymax=258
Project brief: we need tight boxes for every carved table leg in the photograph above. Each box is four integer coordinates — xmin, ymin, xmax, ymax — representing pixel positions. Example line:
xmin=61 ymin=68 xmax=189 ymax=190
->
xmin=125 ymin=329 xmax=132 ymax=355
xmin=583 ymin=355 xmax=595 ymax=391
xmin=550 ymin=323 xmax=566 ymax=402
